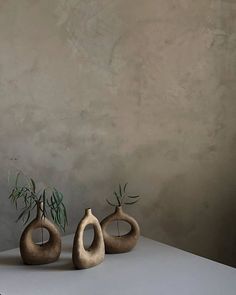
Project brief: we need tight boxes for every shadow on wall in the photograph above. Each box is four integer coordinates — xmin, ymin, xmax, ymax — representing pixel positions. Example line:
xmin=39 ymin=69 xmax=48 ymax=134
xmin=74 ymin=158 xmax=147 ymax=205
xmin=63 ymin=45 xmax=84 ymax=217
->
xmin=120 ymin=143 xmax=236 ymax=268
xmin=217 ymin=195 xmax=236 ymax=268
xmin=153 ymin=173 xmax=236 ymax=267
xmin=158 ymin=175 xmax=236 ymax=267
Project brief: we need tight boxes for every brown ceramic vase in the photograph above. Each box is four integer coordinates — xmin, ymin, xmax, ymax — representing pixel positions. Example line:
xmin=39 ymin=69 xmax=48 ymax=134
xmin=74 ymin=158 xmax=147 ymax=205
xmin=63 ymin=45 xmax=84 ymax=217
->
xmin=100 ymin=206 xmax=140 ymax=254
xmin=20 ymin=202 xmax=61 ymax=265
xmin=72 ymin=208 xmax=105 ymax=269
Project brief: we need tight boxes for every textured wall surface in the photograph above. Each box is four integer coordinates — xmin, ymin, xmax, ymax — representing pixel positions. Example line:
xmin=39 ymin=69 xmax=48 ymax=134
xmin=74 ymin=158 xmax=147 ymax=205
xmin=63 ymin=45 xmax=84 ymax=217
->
xmin=0 ymin=0 xmax=236 ymax=266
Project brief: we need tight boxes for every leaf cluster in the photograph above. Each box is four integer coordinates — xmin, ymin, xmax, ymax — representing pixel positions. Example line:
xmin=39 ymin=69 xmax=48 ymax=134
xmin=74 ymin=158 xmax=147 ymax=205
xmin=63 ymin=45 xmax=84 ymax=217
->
xmin=8 ymin=171 xmax=67 ymax=231
xmin=106 ymin=183 xmax=140 ymax=207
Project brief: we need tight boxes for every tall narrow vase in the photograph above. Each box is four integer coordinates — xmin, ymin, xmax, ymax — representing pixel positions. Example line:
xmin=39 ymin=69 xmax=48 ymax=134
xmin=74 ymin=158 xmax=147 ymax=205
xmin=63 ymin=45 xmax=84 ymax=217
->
xmin=72 ymin=208 xmax=105 ymax=269
xmin=20 ymin=202 xmax=61 ymax=265
xmin=100 ymin=206 xmax=140 ymax=254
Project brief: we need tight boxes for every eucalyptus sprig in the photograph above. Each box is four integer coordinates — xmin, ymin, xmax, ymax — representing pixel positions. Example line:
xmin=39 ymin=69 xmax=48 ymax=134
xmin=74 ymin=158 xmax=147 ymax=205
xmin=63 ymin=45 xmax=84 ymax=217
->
xmin=106 ymin=183 xmax=140 ymax=207
xmin=8 ymin=171 xmax=67 ymax=232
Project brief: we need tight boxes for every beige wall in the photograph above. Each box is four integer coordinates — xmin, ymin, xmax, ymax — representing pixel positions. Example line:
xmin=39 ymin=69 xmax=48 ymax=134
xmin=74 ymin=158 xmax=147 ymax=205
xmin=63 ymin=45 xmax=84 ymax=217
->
xmin=0 ymin=0 xmax=236 ymax=266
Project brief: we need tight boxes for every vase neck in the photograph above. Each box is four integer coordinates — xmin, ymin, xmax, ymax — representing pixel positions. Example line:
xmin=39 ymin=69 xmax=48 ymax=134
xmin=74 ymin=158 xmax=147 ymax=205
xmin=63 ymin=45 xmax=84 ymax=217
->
xmin=36 ymin=201 xmax=44 ymax=219
xmin=115 ymin=206 xmax=123 ymax=213
xmin=85 ymin=208 xmax=92 ymax=215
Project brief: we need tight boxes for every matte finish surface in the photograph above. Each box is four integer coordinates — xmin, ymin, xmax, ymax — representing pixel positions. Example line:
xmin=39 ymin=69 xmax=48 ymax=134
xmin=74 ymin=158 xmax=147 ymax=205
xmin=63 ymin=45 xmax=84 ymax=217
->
xmin=73 ymin=208 xmax=105 ymax=269
xmin=0 ymin=233 xmax=236 ymax=295
xmin=0 ymin=0 xmax=236 ymax=267
xmin=20 ymin=202 xmax=61 ymax=265
xmin=101 ymin=206 xmax=140 ymax=253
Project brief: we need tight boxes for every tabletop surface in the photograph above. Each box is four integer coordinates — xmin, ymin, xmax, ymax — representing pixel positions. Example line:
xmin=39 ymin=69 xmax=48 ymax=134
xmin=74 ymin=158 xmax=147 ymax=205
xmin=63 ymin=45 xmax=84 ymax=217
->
xmin=0 ymin=232 xmax=235 ymax=295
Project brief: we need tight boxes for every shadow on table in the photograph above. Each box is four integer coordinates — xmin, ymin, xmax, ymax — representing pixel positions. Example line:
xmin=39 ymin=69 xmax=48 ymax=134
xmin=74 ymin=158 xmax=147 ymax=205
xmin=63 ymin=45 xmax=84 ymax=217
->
xmin=0 ymin=255 xmax=22 ymax=266
xmin=62 ymin=245 xmax=73 ymax=252
xmin=0 ymin=255 xmax=75 ymax=271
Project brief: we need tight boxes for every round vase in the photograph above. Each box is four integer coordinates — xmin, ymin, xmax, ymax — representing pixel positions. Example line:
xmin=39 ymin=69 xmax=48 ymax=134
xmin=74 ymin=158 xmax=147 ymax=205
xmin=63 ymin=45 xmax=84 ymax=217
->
xmin=72 ymin=208 xmax=105 ymax=269
xmin=20 ymin=202 xmax=61 ymax=265
xmin=100 ymin=206 xmax=140 ymax=254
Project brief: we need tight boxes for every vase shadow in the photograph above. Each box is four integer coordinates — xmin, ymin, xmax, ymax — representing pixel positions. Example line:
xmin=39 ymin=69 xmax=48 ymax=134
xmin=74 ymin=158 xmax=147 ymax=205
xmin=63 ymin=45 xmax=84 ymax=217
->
xmin=62 ymin=245 xmax=73 ymax=252
xmin=0 ymin=254 xmax=74 ymax=271
xmin=34 ymin=258 xmax=74 ymax=271
xmin=0 ymin=255 xmax=22 ymax=266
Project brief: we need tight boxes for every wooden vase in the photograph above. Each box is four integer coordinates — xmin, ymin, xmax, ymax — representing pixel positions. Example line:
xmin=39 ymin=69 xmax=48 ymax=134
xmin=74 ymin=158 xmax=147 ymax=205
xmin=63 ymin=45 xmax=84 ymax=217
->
xmin=100 ymin=206 xmax=140 ymax=254
xmin=72 ymin=208 xmax=105 ymax=269
xmin=20 ymin=202 xmax=61 ymax=265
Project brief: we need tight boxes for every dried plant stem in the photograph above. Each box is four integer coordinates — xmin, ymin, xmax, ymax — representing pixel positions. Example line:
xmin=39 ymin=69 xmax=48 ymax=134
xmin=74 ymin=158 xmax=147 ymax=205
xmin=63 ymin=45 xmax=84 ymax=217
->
xmin=41 ymin=220 xmax=44 ymax=246
xmin=116 ymin=220 xmax=120 ymax=237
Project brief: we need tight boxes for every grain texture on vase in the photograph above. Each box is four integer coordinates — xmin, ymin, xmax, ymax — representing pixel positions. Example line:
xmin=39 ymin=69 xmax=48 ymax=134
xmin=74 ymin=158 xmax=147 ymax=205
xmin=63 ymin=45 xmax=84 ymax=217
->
xmin=72 ymin=208 xmax=105 ymax=269
xmin=101 ymin=206 xmax=140 ymax=254
xmin=20 ymin=202 xmax=61 ymax=265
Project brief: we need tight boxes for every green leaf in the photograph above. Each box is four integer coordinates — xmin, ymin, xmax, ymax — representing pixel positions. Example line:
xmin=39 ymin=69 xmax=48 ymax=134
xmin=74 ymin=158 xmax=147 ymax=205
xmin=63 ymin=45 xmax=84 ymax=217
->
xmin=30 ymin=178 xmax=36 ymax=193
xmin=24 ymin=193 xmax=28 ymax=205
xmin=46 ymin=199 xmax=51 ymax=208
xmin=42 ymin=190 xmax=46 ymax=217
xmin=127 ymin=195 xmax=140 ymax=199
xmin=115 ymin=194 xmax=121 ymax=206
xmin=50 ymin=195 xmax=56 ymax=209
xmin=8 ymin=189 xmax=14 ymax=199
xmin=15 ymin=171 xmax=21 ymax=187
xmin=16 ymin=207 xmax=29 ymax=223
xmin=55 ymin=209 xmax=61 ymax=228
xmin=124 ymin=200 xmax=139 ymax=205
xmin=119 ymin=184 xmax=122 ymax=197
xmin=9 ymin=172 xmax=67 ymax=231
xmin=106 ymin=199 xmax=116 ymax=207
xmin=23 ymin=210 xmax=31 ymax=225
xmin=61 ymin=203 xmax=68 ymax=225
xmin=53 ymin=189 xmax=63 ymax=207
xmin=50 ymin=208 xmax=55 ymax=222
xmin=114 ymin=191 xmax=120 ymax=199
xmin=123 ymin=183 xmax=128 ymax=193
xmin=31 ymin=202 xmax=37 ymax=210
xmin=52 ymin=193 xmax=58 ymax=207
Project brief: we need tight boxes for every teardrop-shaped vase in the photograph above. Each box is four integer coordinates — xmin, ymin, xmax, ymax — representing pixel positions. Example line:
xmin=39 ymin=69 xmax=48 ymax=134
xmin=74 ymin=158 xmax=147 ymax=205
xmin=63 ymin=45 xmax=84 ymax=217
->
xmin=101 ymin=206 xmax=140 ymax=253
xmin=72 ymin=208 xmax=105 ymax=269
xmin=20 ymin=202 xmax=61 ymax=265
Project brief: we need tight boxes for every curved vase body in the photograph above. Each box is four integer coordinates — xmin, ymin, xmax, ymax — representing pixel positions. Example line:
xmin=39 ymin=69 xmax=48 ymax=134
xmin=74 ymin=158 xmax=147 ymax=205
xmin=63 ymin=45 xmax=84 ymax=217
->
xmin=72 ymin=208 xmax=105 ymax=269
xmin=20 ymin=202 xmax=61 ymax=265
xmin=101 ymin=206 xmax=140 ymax=254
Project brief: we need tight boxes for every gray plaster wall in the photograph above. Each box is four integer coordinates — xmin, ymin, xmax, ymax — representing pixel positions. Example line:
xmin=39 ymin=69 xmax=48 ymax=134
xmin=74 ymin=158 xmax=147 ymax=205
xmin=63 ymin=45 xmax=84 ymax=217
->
xmin=0 ymin=0 xmax=236 ymax=267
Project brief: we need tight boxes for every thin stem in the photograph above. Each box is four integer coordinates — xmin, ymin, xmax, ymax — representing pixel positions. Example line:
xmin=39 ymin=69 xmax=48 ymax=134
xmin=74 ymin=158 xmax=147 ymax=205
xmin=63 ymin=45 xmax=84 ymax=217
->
xmin=41 ymin=219 xmax=44 ymax=246
xmin=116 ymin=220 xmax=120 ymax=237
xmin=120 ymin=192 xmax=127 ymax=206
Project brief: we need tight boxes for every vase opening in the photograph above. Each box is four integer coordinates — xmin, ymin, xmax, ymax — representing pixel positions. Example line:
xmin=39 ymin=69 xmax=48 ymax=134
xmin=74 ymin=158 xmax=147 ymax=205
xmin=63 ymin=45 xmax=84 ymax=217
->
xmin=31 ymin=228 xmax=50 ymax=246
xmin=83 ymin=224 xmax=96 ymax=250
xmin=106 ymin=220 xmax=132 ymax=237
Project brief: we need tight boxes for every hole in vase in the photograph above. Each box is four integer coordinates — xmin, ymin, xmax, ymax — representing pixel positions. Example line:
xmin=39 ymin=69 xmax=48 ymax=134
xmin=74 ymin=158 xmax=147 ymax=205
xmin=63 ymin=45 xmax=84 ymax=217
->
xmin=32 ymin=228 xmax=50 ymax=246
xmin=106 ymin=220 xmax=131 ymax=237
xmin=83 ymin=224 xmax=95 ymax=250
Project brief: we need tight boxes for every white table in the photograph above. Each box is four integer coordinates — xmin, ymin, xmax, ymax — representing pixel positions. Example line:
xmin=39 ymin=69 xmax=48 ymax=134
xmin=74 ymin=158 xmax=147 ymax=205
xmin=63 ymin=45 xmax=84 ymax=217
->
xmin=0 ymin=232 xmax=235 ymax=295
